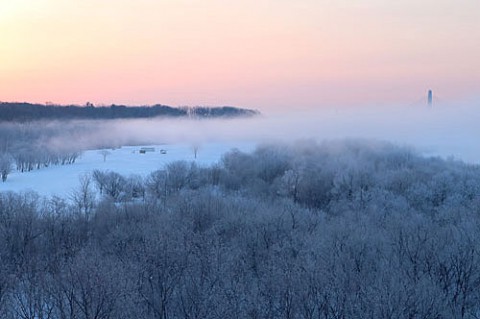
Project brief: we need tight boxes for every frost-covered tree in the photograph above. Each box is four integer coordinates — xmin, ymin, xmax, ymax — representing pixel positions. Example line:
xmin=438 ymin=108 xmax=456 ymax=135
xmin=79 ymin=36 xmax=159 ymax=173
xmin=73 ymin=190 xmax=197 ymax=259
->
xmin=71 ymin=174 xmax=96 ymax=218
xmin=98 ymin=149 xmax=111 ymax=162
xmin=0 ymin=154 xmax=12 ymax=182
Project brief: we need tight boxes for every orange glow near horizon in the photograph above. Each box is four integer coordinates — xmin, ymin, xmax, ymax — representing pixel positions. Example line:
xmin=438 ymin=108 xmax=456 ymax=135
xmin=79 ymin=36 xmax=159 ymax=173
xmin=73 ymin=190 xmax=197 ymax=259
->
xmin=1 ymin=0 xmax=479 ymax=111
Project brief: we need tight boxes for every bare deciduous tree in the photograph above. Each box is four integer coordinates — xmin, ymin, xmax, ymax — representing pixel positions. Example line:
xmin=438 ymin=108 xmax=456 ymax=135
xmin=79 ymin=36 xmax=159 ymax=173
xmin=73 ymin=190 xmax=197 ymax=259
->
xmin=98 ymin=150 xmax=111 ymax=162
xmin=0 ymin=154 xmax=12 ymax=182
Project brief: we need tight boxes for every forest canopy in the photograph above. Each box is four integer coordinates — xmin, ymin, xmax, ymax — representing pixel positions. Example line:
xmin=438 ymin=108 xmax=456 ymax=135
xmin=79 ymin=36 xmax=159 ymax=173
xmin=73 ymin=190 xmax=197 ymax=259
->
xmin=1 ymin=140 xmax=480 ymax=318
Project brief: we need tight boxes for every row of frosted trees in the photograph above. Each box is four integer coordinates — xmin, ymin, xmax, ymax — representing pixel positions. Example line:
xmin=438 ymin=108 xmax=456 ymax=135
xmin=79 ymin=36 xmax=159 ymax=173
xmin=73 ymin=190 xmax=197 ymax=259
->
xmin=0 ymin=123 xmax=83 ymax=182
xmin=2 ymin=140 xmax=480 ymax=318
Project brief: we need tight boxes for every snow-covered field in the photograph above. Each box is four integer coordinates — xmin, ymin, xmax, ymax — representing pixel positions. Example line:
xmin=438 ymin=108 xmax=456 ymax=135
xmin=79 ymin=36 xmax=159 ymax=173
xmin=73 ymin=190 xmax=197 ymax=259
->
xmin=0 ymin=142 xmax=255 ymax=198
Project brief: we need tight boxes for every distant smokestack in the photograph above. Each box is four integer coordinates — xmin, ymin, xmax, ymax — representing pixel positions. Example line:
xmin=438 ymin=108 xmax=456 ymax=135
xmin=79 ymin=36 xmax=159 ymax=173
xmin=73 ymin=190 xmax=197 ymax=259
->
xmin=427 ymin=90 xmax=433 ymax=106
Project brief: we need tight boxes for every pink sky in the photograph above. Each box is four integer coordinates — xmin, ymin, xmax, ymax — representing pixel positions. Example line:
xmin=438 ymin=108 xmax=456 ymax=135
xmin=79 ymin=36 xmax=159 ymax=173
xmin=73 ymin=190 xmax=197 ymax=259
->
xmin=1 ymin=0 xmax=479 ymax=112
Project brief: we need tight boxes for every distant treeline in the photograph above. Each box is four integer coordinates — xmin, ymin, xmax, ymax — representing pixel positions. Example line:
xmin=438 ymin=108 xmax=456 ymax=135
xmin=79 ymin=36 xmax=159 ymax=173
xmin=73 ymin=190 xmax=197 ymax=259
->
xmin=0 ymin=102 xmax=259 ymax=122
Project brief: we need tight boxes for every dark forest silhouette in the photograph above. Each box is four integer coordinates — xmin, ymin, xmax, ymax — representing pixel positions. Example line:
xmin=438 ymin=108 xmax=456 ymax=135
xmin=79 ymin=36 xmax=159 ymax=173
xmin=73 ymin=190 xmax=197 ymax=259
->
xmin=0 ymin=102 xmax=259 ymax=122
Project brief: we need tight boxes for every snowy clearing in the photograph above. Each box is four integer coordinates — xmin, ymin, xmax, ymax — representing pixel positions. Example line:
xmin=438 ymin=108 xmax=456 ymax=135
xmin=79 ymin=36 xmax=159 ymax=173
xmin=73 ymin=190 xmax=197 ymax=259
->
xmin=0 ymin=142 xmax=255 ymax=198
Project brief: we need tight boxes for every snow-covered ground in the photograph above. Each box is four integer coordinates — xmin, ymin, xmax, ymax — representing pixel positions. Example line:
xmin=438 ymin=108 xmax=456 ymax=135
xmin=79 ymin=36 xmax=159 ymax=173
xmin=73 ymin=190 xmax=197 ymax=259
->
xmin=0 ymin=142 xmax=255 ymax=198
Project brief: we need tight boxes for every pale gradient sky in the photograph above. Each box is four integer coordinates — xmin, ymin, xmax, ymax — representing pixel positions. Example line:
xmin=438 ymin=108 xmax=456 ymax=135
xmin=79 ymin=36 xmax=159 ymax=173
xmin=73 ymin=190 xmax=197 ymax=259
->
xmin=1 ymin=0 xmax=479 ymax=111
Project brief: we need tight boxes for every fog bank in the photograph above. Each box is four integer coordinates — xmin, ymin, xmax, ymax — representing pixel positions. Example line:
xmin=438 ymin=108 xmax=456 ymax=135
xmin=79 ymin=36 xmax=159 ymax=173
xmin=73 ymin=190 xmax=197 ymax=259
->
xmin=56 ymin=101 xmax=478 ymax=163
xmin=4 ymin=101 xmax=477 ymax=164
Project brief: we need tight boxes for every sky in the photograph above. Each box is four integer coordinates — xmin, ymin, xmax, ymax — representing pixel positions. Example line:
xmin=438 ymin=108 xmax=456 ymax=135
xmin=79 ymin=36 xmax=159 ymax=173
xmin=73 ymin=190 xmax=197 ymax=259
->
xmin=1 ymin=0 xmax=479 ymax=112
